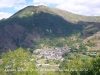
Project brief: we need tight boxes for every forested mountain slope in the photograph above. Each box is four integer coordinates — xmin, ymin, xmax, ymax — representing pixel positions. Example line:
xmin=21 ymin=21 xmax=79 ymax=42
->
xmin=0 ymin=5 xmax=100 ymax=53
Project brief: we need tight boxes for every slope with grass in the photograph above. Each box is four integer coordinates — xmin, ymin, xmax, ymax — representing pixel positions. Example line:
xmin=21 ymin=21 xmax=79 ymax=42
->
xmin=0 ymin=5 xmax=100 ymax=53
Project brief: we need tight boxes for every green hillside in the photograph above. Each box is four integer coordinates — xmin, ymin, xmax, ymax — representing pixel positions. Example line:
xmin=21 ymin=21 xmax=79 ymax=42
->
xmin=0 ymin=5 xmax=100 ymax=53
xmin=0 ymin=5 xmax=100 ymax=75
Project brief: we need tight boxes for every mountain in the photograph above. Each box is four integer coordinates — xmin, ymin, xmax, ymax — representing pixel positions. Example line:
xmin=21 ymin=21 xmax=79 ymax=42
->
xmin=0 ymin=5 xmax=100 ymax=53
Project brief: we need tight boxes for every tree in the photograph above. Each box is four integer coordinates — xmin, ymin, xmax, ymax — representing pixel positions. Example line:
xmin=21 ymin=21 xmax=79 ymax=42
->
xmin=78 ymin=44 xmax=87 ymax=52
xmin=59 ymin=55 xmax=100 ymax=75
xmin=92 ymin=56 xmax=100 ymax=75
xmin=0 ymin=47 xmax=39 ymax=75
xmin=60 ymin=55 xmax=83 ymax=75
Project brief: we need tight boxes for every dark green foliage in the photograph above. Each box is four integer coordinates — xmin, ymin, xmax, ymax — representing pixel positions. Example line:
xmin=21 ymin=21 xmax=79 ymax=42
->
xmin=12 ymin=12 xmax=82 ymax=35
xmin=33 ymin=37 xmax=67 ymax=49
xmin=0 ymin=48 xmax=39 ymax=75
xmin=62 ymin=52 xmax=70 ymax=57
xmin=56 ymin=42 xmax=65 ymax=47
xmin=78 ymin=44 xmax=87 ymax=52
xmin=59 ymin=55 xmax=100 ymax=75
xmin=59 ymin=59 xmax=68 ymax=69
xmin=70 ymin=46 xmax=79 ymax=52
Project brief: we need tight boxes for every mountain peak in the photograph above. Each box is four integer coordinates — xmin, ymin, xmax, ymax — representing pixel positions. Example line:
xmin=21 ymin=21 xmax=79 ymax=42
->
xmin=38 ymin=5 xmax=47 ymax=7
xmin=0 ymin=5 xmax=100 ymax=53
xmin=11 ymin=5 xmax=51 ymax=18
xmin=11 ymin=5 xmax=100 ymax=23
xmin=26 ymin=5 xmax=47 ymax=8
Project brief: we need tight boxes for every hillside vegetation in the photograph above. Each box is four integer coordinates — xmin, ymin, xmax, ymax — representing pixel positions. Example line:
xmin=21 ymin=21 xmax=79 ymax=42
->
xmin=0 ymin=5 xmax=100 ymax=75
xmin=0 ymin=5 xmax=100 ymax=53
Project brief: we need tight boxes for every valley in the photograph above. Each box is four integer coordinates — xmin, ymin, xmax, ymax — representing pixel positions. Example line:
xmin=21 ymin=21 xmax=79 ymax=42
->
xmin=0 ymin=5 xmax=100 ymax=75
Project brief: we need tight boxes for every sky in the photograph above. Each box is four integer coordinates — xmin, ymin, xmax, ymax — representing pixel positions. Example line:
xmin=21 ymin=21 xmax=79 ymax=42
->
xmin=0 ymin=0 xmax=100 ymax=19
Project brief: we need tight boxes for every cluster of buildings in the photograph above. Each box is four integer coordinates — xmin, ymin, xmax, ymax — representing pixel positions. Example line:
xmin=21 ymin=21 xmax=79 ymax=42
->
xmin=34 ymin=47 xmax=70 ymax=60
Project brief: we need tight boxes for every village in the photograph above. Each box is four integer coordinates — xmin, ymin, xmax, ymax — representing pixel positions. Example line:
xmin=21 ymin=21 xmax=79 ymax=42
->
xmin=34 ymin=47 xmax=71 ymax=60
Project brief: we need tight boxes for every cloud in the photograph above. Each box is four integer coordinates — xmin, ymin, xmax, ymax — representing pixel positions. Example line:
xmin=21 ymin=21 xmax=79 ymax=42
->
xmin=33 ymin=0 xmax=66 ymax=5
xmin=0 ymin=0 xmax=30 ymax=19
xmin=0 ymin=12 xmax=12 ymax=19
xmin=33 ymin=0 xmax=100 ymax=16
xmin=0 ymin=0 xmax=26 ymax=9
xmin=56 ymin=0 xmax=100 ymax=16
xmin=14 ymin=5 xmax=27 ymax=10
xmin=33 ymin=3 xmax=47 ymax=6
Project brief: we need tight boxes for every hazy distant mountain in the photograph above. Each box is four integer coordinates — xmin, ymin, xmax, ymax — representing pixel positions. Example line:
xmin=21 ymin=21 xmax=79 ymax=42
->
xmin=0 ymin=5 xmax=100 ymax=53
